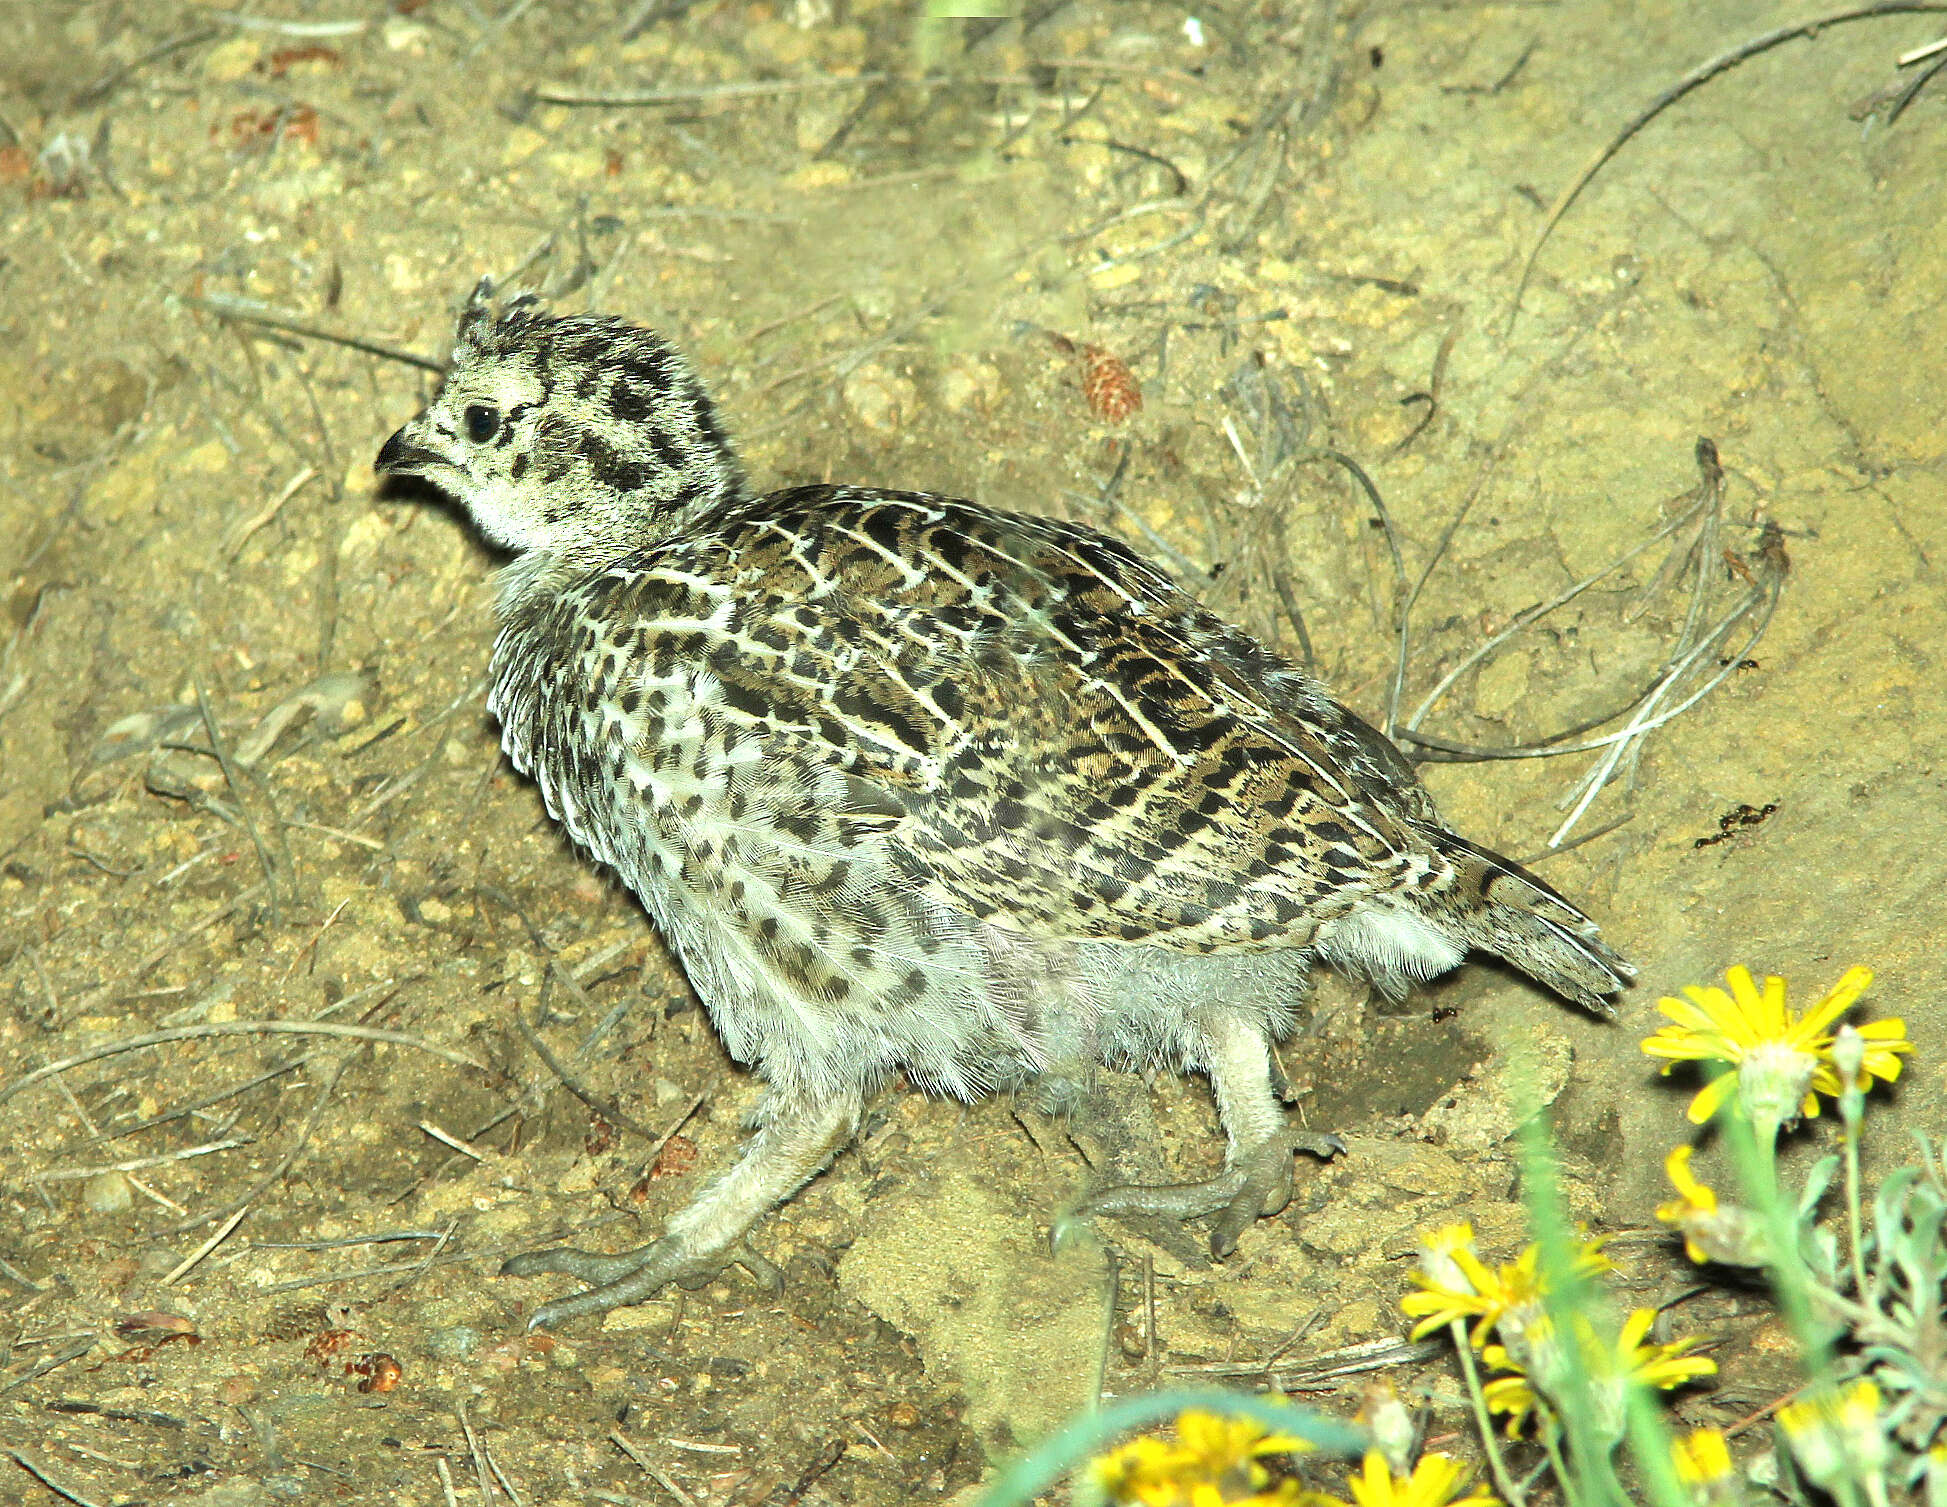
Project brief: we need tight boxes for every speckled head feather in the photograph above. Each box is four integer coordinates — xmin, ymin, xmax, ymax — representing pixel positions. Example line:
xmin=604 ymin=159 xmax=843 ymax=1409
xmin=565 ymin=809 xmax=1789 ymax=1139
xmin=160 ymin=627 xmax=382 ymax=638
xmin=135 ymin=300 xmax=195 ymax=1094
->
xmin=376 ymin=279 xmax=746 ymax=564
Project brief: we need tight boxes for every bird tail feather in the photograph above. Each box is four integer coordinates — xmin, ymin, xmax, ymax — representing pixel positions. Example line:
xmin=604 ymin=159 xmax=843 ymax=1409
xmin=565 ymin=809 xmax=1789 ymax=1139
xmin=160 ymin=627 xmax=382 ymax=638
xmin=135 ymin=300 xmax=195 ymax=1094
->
xmin=1432 ymin=833 xmax=1635 ymax=1015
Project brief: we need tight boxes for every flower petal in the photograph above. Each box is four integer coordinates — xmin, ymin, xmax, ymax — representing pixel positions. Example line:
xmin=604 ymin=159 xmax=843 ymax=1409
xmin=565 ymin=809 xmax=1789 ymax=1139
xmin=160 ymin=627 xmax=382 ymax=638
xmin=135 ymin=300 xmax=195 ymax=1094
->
xmin=1687 ymin=1071 xmax=1736 ymax=1125
xmin=1677 ymin=985 xmax=1739 ymax=1032
xmin=1640 ymin=1029 xmax=1719 ymax=1063
xmin=1663 ymin=1144 xmax=1708 ymax=1201
xmin=1618 ymin=1307 xmax=1655 ymax=1350
xmin=1724 ymin=965 xmax=1763 ymax=1017
xmin=1799 ymin=965 xmax=1874 ymax=1039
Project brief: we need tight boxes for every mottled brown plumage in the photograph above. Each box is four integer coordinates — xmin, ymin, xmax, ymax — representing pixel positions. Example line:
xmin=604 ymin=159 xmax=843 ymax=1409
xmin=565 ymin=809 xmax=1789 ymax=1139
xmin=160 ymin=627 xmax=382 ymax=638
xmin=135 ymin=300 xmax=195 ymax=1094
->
xmin=375 ymin=280 xmax=1633 ymax=1330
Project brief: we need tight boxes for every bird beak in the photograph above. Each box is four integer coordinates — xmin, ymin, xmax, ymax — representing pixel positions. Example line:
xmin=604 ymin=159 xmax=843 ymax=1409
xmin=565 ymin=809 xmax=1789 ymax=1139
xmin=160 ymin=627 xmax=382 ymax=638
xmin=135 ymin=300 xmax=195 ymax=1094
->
xmin=374 ymin=423 xmax=447 ymax=478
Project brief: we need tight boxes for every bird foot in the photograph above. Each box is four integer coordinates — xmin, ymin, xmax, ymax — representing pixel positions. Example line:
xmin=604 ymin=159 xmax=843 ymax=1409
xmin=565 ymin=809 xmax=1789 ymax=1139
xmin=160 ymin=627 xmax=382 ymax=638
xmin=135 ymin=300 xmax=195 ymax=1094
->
xmin=1052 ymin=1130 xmax=1344 ymax=1259
xmin=502 ymin=1235 xmax=784 ymax=1330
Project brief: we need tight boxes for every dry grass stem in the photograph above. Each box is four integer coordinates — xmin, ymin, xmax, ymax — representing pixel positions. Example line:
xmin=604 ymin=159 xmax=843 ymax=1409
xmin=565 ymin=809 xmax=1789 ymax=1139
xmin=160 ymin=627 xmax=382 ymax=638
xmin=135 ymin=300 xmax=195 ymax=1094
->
xmin=193 ymin=675 xmax=287 ymax=924
xmin=0 ymin=1021 xmax=484 ymax=1110
xmin=154 ymin=1048 xmax=357 ymax=1238
xmin=90 ymin=1059 xmax=303 ymax=1137
xmin=160 ymin=1205 xmax=250 ymax=1284
xmin=611 ymin=1430 xmax=701 ymax=1507
xmin=130 ymin=882 xmax=269 ymax=977
xmin=1509 ymin=1 xmax=1947 ymax=330
xmin=537 ymin=60 xmax=1203 ymax=112
xmin=0 ymin=1336 xmax=98 ymax=1399
xmin=1385 ymin=437 xmax=1783 ymax=848
xmin=223 ymin=465 xmax=316 ymax=561
xmin=456 ymin=1401 xmax=498 ymax=1507
xmin=515 ymin=1004 xmax=659 ymax=1143
xmin=183 ymin=294 xmax=445 ymax=372
xmin=30 ymin=1139 xmax=251 ymax=1181
xmin=418 ymin=1120 xmax=491 ymax=1162
xmin=4 ymin=1448 xmax=108 ymax=1507
xmin=206 ymin=11 xmax=367 ymax=37
xmin=386 ymin=1217 xmax=461 ymax=1297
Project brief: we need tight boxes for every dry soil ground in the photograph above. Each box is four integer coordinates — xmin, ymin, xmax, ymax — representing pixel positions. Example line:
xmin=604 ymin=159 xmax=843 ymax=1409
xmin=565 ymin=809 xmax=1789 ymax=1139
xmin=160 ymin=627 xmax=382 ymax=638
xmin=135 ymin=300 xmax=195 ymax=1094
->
xmin=2 ymin=2 xmax=1945 ymax=1504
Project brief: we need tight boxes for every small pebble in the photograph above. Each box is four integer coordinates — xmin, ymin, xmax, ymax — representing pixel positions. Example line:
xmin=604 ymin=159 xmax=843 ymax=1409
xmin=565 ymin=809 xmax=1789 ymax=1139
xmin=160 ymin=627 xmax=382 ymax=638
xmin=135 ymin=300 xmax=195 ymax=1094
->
xmin=219 ymin=1374 xmax=259 ymax=1405
xmin=426 ymin=1325 xmax=481 ymax=1360
xmin=83 ymin=1170 xmax=135 ymax=1214
xmin=841 ymin=364 xmax=917 ymax=434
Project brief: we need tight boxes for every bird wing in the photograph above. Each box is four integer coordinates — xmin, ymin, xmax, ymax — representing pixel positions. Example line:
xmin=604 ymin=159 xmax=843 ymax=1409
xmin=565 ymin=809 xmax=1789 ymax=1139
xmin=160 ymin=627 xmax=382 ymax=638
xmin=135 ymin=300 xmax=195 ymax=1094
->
xmin=649 ymin=486 xmax=1443 ymax=952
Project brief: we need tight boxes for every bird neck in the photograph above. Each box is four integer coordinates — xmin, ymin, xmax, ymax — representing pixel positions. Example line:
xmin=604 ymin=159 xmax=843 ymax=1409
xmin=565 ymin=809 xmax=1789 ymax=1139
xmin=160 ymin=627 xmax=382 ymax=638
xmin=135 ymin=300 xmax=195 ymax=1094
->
xmin=488 ymin=475 xmax=749 ymax=621
xmin=493 ymin=549 xmax=593 ymax=621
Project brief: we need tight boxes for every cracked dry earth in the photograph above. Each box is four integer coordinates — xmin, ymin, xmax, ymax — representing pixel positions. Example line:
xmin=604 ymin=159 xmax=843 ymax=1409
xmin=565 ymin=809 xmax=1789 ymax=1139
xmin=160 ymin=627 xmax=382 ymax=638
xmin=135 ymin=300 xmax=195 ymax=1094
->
xmin=2 ymin=1 xmax=1945 ymax=1504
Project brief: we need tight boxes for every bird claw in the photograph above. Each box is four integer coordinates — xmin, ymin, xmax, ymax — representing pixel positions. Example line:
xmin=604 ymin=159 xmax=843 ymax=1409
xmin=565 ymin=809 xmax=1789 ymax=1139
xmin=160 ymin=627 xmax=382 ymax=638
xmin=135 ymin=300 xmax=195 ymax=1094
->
xmin=504 ymin=1235 xmax=782 ymax=1330
xmin=1059 ymin=1130 xmax=1345 ymax=1259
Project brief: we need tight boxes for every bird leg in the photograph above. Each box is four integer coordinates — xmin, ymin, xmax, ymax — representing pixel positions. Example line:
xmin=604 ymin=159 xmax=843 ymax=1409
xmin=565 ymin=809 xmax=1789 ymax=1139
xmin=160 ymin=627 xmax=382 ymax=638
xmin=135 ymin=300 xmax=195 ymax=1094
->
xmin=1059 ymin=1016 xmax=1342 ymax=1258
xmin=503 ymin=1088 xmax=861 ymax=1330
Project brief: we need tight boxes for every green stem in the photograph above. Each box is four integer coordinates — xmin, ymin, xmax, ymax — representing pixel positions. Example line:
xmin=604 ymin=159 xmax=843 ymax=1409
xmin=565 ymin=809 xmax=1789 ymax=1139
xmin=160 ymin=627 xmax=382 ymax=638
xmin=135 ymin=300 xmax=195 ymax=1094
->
xmin=1452 ymin=1323 xmax=1525 ymax=1507
xmin=1842 ymin=1123 xmax=1869 ymax=1299
xmin=1721 ymin=1109 xmax=1865 ymax=1507
xmin=1538 ymin=1419 xmax=1579 ymax=1507
xmin=1512 ymin=1114 xmax=1633 ymax=1507
xmin=1750 ymin=1111 xmax=1783 ymax=1201
xmin=1621 ymin=1380 xmax=1692 ymax=1507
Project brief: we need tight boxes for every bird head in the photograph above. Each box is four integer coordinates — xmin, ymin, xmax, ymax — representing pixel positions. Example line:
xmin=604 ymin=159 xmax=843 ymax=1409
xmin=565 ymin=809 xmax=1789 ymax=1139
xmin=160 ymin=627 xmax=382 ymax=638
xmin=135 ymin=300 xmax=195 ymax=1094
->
xmin=374 ymin=278 xmax=746 ymax=559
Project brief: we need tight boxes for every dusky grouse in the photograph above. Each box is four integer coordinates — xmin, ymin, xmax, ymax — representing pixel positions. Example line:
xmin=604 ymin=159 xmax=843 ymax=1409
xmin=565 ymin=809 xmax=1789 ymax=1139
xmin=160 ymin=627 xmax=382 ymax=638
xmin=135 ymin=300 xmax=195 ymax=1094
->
xmin=374 ymin=280 xmax=1633 ymax=1329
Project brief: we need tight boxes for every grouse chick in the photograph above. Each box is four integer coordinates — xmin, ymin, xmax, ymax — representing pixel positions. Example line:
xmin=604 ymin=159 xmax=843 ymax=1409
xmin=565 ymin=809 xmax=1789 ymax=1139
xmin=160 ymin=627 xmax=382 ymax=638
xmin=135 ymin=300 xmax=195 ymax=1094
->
xmin=375 ymin=280 xmax=1634 ymax=1329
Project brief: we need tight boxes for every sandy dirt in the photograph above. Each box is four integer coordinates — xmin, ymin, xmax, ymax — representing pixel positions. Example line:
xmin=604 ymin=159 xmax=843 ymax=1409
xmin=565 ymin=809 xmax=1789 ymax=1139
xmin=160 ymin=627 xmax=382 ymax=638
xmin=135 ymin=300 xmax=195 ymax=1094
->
xmin=2 ymin=1 xmax=1944 ymax=1503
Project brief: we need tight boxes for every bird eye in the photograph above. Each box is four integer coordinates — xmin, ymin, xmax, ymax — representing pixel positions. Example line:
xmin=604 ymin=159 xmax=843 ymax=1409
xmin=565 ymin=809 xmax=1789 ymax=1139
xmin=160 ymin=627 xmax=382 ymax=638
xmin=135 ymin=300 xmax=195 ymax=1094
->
xmin=463 ymin=404 xmax=501 ymax=443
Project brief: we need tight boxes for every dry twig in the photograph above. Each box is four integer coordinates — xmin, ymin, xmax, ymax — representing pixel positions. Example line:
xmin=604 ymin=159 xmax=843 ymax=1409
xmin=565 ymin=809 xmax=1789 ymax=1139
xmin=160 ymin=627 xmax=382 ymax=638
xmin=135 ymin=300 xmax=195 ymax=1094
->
xmin=1393 ymin=440 xmax=1787 ymax=849
xmin=183 ymin=293 xmax=445 ymax=372
xmin=0 ymin=1020 xmax=483 ymax=1109
xmin=160 ymin=1205 xmax=250 ymax=1284
xmin=1509 ymin=1 xmax=1947 ymax=331
xmin=5 ymin=1447 xmax=107 ymax=1507
xmin=610 ymin=1431 xmax=698 ymax=1507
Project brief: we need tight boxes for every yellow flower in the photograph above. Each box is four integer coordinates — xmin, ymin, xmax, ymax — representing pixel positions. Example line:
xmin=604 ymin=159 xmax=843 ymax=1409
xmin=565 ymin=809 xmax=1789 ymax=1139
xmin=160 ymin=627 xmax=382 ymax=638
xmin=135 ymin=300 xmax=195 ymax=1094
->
xmin=1777 ymin=1378 xmax=1889 ymax=1489
xmin=1400 ymin=1224 xmax=1526 ymax=1346
xmin=1657 ymin=1146 xmax=1766 ymax=1267
xmin=1400 ymin=1224 xmax=1609 ymax=1349
xmin=1656 ymin=1144 xmax=1717 ymax=1252
xmin=1671 ymin=1428 xmax=1734 ymax=1486
xmin=1175 ymin=1410 xmax=1307 ymax=1479
xmin=1640 ymin=965 xmax=1905 ymax=1131
xmin=1615 ymin=1306 xmax=1718 ymax=1393
xmin=1476 ymin=1309 xmax=1714 ymax=1439
xmin=1092 ymin=1407 xmax=1309 ymax=1506
xmin=1305 ymin=1451 xmax=1497 ymax=1507
xmin=1477 ymin=1353 xmax=1537 ymax=1438
xmin=1818 ymin=1017 xmax=1911 ymax=1102
xmin=1095 ymin=1436 xmax=1194 ymax=1506
xmin=1923 ymin=1443 xmax=1947 ymax=1507
xmin=1343 ymin=1450 xmax=1497 ymax=1507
